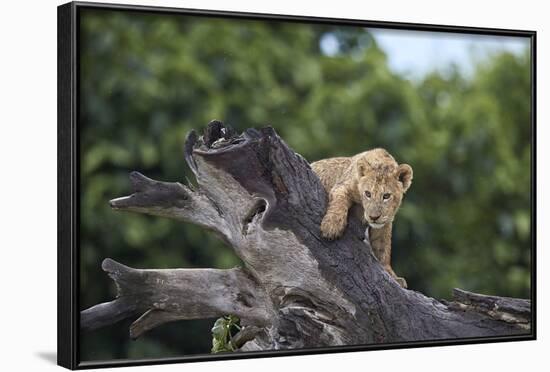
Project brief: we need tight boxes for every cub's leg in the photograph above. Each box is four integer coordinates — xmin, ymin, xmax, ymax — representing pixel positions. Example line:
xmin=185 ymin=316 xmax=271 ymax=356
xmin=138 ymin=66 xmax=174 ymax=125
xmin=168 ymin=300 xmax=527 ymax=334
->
xmin=320 ymin=185 xmax=353 ymax=240
xmin=384 ymin=264 xmax=407 ymax=289
xmin=370 ymin=223 xmax=407 ymax=288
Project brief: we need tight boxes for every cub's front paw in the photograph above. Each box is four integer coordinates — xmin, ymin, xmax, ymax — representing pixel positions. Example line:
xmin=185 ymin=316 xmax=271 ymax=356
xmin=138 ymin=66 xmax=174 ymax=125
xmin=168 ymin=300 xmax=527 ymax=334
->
xmin=320 ymin=213 xmax=346 ymax=240
xmin=396 ymin=277 xmax=408 ymax=289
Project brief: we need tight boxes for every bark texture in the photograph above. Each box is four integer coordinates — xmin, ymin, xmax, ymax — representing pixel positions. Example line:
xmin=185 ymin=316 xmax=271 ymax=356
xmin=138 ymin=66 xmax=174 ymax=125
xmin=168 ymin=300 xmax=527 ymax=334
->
xmin=81 ymin=120 xmax=531 ymax=350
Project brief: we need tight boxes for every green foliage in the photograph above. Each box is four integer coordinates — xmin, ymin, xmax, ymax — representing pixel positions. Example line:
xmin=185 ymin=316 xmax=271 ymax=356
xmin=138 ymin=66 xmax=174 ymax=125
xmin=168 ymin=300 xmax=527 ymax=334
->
xmin=79 ymin=8 xmax=531 ymax=361
xmin=211 ymin=315 xmax=242 ymax=353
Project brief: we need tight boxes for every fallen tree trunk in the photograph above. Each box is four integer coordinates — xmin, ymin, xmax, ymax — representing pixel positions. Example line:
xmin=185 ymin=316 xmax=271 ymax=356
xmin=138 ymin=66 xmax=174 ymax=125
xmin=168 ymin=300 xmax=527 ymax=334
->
xmin=81 ymin=120 xmax=531 ymax=350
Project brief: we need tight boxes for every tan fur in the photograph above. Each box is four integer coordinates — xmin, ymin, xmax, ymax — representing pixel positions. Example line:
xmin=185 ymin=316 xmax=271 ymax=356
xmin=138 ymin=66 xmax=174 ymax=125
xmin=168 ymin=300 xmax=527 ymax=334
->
xmin=311 ymin=148 xmax=413 ymax=288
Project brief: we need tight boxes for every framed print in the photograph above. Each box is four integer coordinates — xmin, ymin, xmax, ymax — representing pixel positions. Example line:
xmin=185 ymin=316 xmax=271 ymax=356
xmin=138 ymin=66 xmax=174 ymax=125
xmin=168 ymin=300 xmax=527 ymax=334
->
xmin=58 ymin=1 xmax=536 ymax=369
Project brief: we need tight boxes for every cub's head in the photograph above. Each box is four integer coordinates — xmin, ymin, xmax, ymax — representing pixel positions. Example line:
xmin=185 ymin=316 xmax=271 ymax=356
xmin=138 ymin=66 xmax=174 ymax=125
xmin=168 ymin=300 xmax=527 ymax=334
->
xmin=355 ymin=149 xmax=413 ymax=229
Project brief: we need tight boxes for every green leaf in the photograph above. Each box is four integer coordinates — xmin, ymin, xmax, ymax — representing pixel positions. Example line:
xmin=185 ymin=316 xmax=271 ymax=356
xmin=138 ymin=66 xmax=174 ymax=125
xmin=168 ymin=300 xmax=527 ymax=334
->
xmin=210 ymin=315 xmax=241 ymax=353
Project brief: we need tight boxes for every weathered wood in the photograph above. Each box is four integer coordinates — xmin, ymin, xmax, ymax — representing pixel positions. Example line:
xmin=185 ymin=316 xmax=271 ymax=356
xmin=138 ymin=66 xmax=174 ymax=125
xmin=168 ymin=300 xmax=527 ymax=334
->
xmin=81 ymin=120 xmax=531 ymax=350
xmin=81 ymin=258 xmax=272 ymax=340
xmin=444 ymin=288 xmax=531 ymax=329
xmin=231 ymin=326 xmax=263 ymax=350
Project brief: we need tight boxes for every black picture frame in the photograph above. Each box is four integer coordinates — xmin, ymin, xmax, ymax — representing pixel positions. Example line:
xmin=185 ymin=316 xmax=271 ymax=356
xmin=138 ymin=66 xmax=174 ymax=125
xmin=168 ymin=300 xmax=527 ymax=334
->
xmin=58 ymin=1 xmax=537 ymax=369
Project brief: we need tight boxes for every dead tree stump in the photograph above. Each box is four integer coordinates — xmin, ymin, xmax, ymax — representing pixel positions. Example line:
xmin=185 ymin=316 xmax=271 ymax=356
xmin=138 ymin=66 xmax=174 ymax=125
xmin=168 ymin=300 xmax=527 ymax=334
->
xmin=81 ymin=121 xmax=531 ymax=350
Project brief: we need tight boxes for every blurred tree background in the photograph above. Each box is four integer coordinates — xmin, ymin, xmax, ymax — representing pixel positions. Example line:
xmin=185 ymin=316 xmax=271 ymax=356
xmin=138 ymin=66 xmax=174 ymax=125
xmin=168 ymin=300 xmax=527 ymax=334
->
xmin=78 ymin=8 xmax=532 ymax=362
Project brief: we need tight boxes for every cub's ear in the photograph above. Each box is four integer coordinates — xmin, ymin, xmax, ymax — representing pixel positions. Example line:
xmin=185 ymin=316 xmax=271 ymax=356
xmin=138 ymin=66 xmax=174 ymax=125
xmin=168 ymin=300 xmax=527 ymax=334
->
xmin=355 ymin=160 xmax=371 ymax=178
xmin=396 ymin=164 xmax=413 ymax=192
xmin=356 ymin=162 xmax=366 ymax=178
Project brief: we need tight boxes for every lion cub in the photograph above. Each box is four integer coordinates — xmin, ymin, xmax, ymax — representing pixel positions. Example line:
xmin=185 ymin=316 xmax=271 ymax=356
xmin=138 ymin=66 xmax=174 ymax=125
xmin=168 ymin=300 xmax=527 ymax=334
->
xmin=311 ymin=148 xmax=413 ymax=288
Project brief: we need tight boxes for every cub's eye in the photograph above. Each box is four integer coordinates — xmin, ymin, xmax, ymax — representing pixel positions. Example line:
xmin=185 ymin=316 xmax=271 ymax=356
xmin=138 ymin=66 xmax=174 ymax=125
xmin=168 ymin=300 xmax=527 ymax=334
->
xmin=383 ymin=193 xmax=391 ymax=200
xmin=365 ymin=191 xmax=371 ymax=198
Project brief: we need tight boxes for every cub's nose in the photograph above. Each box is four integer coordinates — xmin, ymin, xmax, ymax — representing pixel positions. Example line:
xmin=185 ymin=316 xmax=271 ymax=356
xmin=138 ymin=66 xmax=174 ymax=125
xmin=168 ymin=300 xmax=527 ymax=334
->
xmin=369 ymin=215 xmax=381 ymax=222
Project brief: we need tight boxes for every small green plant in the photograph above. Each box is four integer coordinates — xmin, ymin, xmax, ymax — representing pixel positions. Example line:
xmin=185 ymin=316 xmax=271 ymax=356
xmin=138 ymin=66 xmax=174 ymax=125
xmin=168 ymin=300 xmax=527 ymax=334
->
xmin=211 ymin=315 xmax=241 ymax=353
